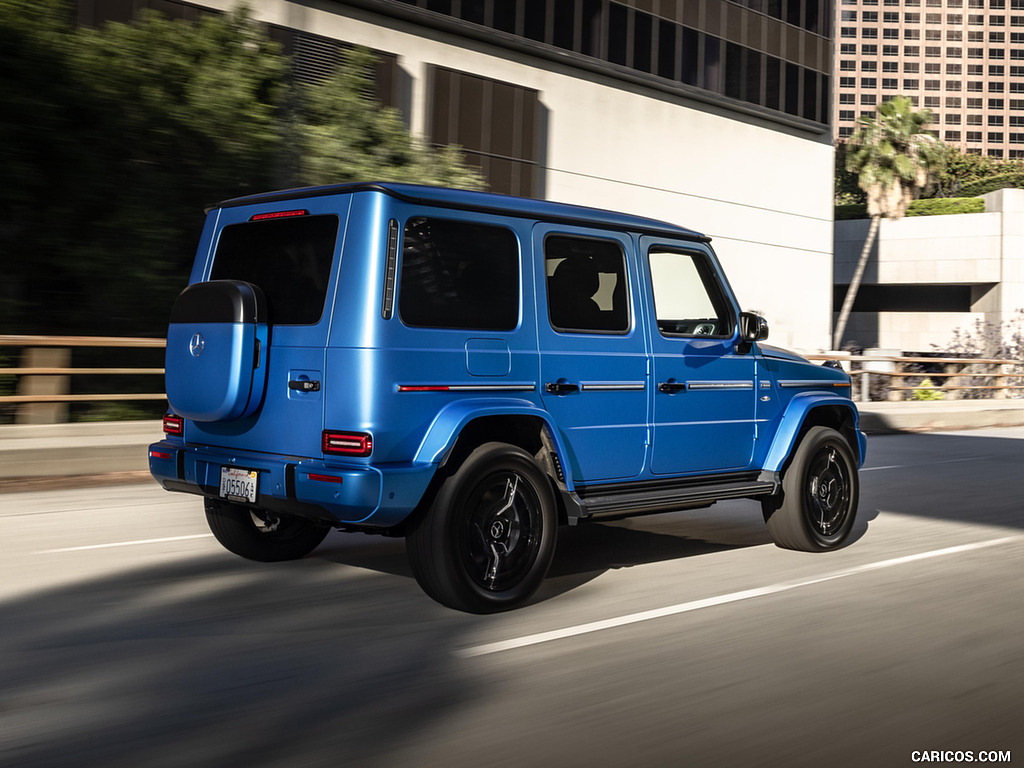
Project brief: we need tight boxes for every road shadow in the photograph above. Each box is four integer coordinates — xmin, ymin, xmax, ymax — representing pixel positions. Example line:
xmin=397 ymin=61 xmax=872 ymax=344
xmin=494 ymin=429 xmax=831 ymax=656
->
xmin=0 ymin=553 xmax=483 ymax=768
xmin=313 ymin=500 xmax=775 ymax=607
xmin=859 ymin=431 xmax=1024 ymax=532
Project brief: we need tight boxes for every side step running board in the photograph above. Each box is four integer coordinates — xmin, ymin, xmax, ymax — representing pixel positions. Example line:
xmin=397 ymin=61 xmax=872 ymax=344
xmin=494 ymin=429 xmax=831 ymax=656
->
xmin=567 ymin=474 xmax=778 ymax=523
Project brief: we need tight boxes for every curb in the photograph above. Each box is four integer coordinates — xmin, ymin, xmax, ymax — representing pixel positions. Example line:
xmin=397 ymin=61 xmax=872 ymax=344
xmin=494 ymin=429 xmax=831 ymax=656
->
xmin=857 ymin=400 xmax=1024 ymax=434
xmin=0 ymin=420 xmax=160 ymax=480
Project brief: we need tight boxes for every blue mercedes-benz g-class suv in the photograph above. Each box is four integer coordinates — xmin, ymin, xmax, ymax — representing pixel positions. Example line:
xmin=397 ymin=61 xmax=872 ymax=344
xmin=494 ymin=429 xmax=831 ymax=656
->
xmin=150 ymin=182 xmax=866 ymax=613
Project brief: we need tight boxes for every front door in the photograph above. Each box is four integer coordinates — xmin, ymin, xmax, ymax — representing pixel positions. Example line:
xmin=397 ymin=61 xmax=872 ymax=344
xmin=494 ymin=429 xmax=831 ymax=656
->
xmin=536 ymin=224 xmax=649 ymax=483
xmin=641 ymin=237 xmax=756 ymax=475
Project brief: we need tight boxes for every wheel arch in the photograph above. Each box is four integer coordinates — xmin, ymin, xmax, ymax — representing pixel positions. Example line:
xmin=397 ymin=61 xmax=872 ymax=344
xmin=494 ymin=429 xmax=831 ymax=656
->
xmin=406 ymin=399 xmax=573 ymax=530
xmin=764 ymin=394 xmax=865 ymax=476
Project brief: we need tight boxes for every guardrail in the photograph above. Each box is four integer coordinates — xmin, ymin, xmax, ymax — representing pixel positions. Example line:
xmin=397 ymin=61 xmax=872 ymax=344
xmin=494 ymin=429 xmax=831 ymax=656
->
xmin=807 ymin=353 xmax=1024 ymax=402
xmin=0 ymin=335 xmax=166 ymax=423
xmin=1 ymin=336 xmax=1021 ymax=423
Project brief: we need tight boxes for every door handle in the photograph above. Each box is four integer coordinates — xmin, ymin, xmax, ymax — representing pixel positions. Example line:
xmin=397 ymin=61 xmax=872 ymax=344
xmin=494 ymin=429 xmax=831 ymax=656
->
xmin=545 ymin=381 xmax=580 ymax=395
xmin=289 ymin=379 xmax=321 ymax=392
xmin=658 ymin=380 xmax=686 ymax=394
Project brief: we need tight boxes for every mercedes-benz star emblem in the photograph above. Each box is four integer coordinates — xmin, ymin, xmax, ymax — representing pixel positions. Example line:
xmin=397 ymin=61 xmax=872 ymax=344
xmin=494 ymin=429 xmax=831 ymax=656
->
xmin=189 ymin=332 xmax=205 ymax=358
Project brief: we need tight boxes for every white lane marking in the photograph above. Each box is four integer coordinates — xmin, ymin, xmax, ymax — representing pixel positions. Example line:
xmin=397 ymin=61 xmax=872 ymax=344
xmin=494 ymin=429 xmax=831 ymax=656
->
xmin=455 ymin=537 xmax=1019 ymax=659
xmin=862 ymin=457 xmax=981 ymax=472
xmin=34 ymin=534 xmax=214 ymax=554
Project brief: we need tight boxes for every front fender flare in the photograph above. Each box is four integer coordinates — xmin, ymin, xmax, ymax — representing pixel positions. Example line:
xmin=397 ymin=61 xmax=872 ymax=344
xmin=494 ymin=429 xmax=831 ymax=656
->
xmin=762 ymin=392 xmax=866 ymax=474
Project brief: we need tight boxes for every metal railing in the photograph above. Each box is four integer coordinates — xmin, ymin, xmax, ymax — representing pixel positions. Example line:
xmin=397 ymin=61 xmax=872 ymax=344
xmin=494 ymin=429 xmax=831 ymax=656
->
xmin=807 ymin=353 xmax=1024 ymax=402
xmin=0 ymin=336 xmax=166 ymax=422
xmin=1 ymin=336 xmax=1021 ymax=419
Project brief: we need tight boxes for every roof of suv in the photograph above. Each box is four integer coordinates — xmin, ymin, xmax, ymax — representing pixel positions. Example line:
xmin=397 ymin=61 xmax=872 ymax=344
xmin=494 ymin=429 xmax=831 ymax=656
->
xmin=216 ymin=181 xmax=709 ymax=242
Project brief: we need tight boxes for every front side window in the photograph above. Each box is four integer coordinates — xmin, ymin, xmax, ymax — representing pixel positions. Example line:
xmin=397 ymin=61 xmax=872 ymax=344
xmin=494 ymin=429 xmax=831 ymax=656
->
xmin=399 ymin=217 xmax=519 ymax=330
xmin=545 ymin=235 xmax=629 ymax=333
xmin=648 ymin=249 xmax=734 ymax=338
xmin=211 ymin=214 xmax=339 ymax=325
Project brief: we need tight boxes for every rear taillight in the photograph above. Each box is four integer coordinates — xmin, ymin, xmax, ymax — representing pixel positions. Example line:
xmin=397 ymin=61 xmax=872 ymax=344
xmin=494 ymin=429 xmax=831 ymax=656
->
xmin=163 ymin=413 xmax=184 ymax=436
xmin=322 ymin=430 xmax=372 ymax=457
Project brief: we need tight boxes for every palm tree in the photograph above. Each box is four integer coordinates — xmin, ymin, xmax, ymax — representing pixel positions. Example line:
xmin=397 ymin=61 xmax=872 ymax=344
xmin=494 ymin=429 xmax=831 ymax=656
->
xmin=833 ymin=96 xmax=944 ymax=350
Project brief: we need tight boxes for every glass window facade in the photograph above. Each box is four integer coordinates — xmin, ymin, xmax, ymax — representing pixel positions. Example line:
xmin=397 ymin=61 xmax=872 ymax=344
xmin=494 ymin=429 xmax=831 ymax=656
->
xmin=392 ymin=0 xmax=831 ymax=125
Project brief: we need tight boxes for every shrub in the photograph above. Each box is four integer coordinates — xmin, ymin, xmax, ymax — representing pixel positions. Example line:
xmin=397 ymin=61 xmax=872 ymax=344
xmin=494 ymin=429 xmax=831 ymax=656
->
xmin=835 ymin=197 xmax=983 ymax=221
xmin=903 ymin=198 xmax=985 ymax=216
xmin=911 ymin=378 xmax=945 ymax=401
xmin=959 ymin=172 xmax=1024 ymax=198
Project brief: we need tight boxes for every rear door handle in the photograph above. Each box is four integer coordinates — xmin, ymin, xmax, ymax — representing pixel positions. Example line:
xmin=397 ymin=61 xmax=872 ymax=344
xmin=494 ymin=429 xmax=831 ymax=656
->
xmin=289 ymin=379 xmax=321 ymax=392
xmin=658 ymin=380 xmax=686 ymax=394
xmin=545 ymin=381 xmax=580 ymax=395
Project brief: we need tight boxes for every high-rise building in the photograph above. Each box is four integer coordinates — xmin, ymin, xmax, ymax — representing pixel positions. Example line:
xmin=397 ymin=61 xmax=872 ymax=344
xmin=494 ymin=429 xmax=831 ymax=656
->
xmin=833 ymin=0 xmax=1024 ymax=159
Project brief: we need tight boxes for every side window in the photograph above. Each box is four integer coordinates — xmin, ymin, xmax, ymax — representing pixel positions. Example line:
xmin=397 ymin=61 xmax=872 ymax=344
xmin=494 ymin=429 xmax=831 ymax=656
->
xmin=545 ymin=235 xmax=629 ymax=333
xmin=399 ymin=217 xmax=519 ymax=330
xmin=648 ymin=249 xmax=734 ymax=338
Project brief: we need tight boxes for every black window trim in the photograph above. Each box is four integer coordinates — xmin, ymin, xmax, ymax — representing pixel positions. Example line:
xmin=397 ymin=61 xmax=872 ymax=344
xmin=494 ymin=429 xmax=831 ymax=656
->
xmin=646 ymin=244 xmax=738 ymax=341
xmin=543 ymin=231 xmax=633 ymax=336
xmin=396 ymin=214 xmax=522 ymax=332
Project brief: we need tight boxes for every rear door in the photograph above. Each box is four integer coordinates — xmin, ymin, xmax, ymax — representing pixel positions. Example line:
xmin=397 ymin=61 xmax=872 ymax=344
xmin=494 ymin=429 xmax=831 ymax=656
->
xmin=181 ymin=195 xmax=351 ymax=459
xmin=535 ymin=224 xmax=649 ymax=483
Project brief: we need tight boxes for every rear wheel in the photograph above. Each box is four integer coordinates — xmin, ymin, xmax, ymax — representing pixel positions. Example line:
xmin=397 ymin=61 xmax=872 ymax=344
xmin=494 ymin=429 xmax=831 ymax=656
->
xmin=205 ymin=498 xmax=329 ymax=562
xmin=762 ymin=426 xmax=859 ymax=551
xmin=407 ymin=443 xmax=557 ymax=613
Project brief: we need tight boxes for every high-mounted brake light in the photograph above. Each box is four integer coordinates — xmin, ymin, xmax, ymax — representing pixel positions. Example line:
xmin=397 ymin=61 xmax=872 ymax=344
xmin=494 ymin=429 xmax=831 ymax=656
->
xmin=249 ymin=209 xmax=309 ymax=221
xmin=163 ymin=413 xmax=184 ymax=436
xmin=322 ymin=430 xmax=373 ymax=457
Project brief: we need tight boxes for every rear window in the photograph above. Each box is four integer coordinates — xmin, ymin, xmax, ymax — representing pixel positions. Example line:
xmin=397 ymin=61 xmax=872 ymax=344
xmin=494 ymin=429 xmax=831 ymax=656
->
xmin=211 ymin=214 xmax=339 ymax=325
xmin=399 ymin=217 xmax=519 ymax=330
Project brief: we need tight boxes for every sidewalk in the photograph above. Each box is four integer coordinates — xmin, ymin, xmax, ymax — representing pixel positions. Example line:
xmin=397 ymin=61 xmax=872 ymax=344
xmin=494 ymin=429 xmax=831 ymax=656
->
xmin=1 ymin=401 xmax=1023 ymax=486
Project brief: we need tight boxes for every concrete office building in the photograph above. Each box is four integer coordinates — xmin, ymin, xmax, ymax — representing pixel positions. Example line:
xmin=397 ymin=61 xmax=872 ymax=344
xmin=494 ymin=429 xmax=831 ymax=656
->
xmin=834 ymin=0 xmax=1024 ymax=159
xmin=834 ymin=188 xmax=1024 ymax=352
xmin=75 ymin=0 xmax=837 ymax=350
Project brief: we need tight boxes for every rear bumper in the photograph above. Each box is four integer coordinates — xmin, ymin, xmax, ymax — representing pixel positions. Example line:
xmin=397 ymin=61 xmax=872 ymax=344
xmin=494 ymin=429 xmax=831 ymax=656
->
xmin=148 ymin=440 xmax=436 ymax=529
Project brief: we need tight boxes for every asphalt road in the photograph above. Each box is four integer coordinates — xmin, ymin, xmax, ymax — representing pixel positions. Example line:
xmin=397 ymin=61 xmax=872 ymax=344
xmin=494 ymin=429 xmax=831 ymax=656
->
xmin=1 ymin=428 xmax=1021 ymax=768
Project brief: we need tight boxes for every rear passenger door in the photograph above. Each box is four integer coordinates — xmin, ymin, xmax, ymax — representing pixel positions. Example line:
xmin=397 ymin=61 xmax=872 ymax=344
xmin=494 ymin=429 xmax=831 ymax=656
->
xmin=535 ymin=225 xmax=649 ymax=483
xmin=641 ymin=238 xmax=756 ymax=475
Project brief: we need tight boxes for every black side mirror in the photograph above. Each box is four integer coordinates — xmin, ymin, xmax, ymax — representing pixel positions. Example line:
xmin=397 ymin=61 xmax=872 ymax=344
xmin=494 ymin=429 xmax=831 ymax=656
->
xmin=738 ymin=312 xmax=769 ymax=351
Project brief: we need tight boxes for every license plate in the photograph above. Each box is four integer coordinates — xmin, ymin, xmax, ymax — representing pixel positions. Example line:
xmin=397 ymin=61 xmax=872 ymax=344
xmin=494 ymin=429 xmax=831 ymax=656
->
xmin=219 ymin=467 xmax=259 ymax=503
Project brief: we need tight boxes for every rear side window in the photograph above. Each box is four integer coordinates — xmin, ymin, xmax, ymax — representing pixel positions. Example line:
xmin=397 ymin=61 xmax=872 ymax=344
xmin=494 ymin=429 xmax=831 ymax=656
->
xmin=211 ymin=214 xmax=339 ymax=325
xmin=399 ymin=217 xmax=519 ymax=330
xmin=545 ymin=235 xmax=629 ymax=333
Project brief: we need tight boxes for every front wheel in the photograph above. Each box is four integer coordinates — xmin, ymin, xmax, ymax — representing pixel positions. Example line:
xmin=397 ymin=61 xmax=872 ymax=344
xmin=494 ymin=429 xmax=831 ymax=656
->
xmin=762 ymin=426 xmax=859 ymax=551
xmin=205 ymin=498 xmax=329 ymax=562
xmin=406 ymin=443 xmax=557 ymax=613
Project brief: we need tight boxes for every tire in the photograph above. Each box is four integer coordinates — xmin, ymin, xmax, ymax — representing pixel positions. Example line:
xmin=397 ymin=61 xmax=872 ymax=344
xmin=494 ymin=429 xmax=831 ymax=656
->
xmin=406 ymin=442 xmax=557 ymax=614
xmin=762 ymin=426 xmax=859 ymax=552
xmin=205 ymin=498 xmax=329 ymax=562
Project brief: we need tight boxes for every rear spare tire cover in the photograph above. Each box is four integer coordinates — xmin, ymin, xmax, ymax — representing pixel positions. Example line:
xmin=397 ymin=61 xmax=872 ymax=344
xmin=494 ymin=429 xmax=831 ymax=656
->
xmin=165 ymin=280 xmax=268 ymax=422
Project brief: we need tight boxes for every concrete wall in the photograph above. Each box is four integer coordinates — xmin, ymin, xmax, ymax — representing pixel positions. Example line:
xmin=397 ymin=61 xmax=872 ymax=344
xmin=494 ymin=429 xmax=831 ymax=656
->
xmin=835 ymin=189 xmax=1024 ymax=352
xmin=199 ymin=0 xmax=837 ymax=353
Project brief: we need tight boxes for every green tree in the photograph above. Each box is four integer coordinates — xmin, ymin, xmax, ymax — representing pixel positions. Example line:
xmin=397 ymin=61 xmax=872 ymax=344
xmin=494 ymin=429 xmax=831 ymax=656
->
xmin=834 ymin=96 xmax=944 ymax=349
xmin=1 ymin=3 xmax=289 ymax=335
xmin=1 ymin=3 xmax=482 ymax=338
xmin=296 ymin=47 xmax=484 ymax=190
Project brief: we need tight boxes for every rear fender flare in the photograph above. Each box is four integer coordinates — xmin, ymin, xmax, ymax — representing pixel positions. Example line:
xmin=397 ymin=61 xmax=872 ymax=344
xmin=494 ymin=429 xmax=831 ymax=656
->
xmin=763 ymin=393 xmax=865 ymax=474
xmin=413 ymin=397 xmax=572 ymax=479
